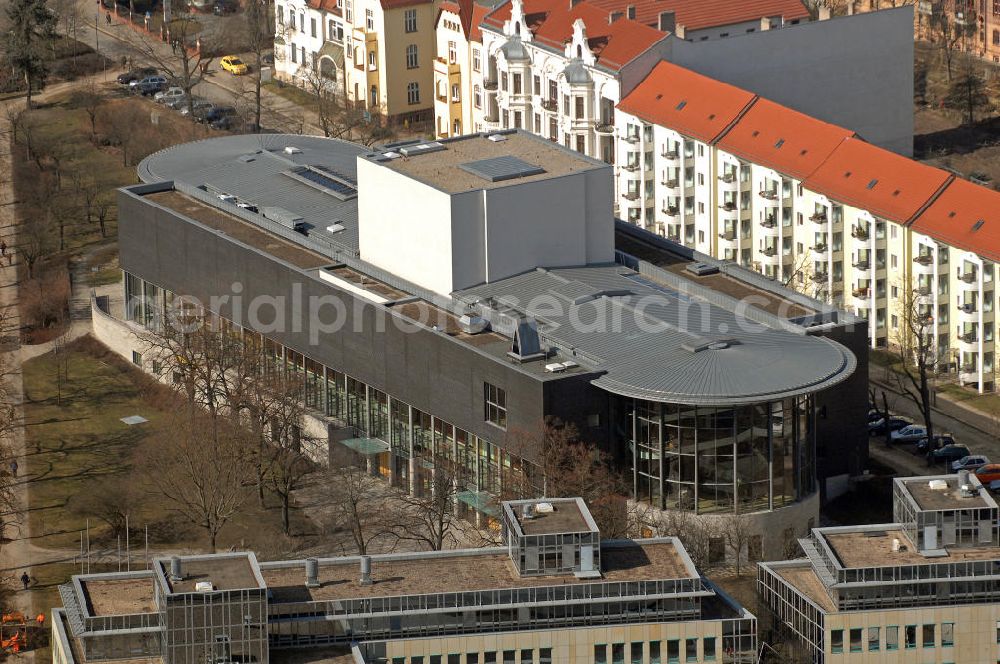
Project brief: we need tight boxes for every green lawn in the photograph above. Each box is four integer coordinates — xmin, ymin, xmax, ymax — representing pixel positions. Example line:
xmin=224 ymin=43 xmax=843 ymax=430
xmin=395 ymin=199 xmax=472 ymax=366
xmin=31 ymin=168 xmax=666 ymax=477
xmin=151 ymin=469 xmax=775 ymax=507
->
xmin=262 ymin=79 xmax=318 ymax=109
xmin=23 ymin=337 xmax=316 ymax=556
xmin=937 ymin=382 xmax=1000 ymax=418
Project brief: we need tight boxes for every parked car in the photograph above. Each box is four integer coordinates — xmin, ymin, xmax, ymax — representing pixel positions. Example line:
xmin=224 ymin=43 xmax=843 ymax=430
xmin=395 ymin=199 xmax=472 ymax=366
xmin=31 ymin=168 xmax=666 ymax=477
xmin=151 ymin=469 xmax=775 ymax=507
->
xmin=117 ymin=67 xmax=156 ymax=85
xmin=989 ymin=479 xmax=1000 ymax=494
xmin=975 ymin=463 xmax=1000 ymax=484
xmin=867 ymin=409 xmax=884 ymax=423
xmin=236 ymin=201 xmax=258 ymax=213
xmin=953 ymin=455 xmax=990 ymax=472
xmin=916 ymin=435 xmax=956 ymax=455
xmin=165 ymin=95 xmax=193 ymax=110
xmin=213 ymin=0 xmax=237 ymax=13
xmin=868 ymin=417 xmax=911 ymax=436
xmin=180 ymin=100 xmax=214 ymax=117
xmin=220 ymin=55 xmax=249 ymax=76
xmin=927 ymin=444 xmax=971 ymax=465
xmin=199 ymin=105 xmax=236 ymax=124
xmin=154 ymin=86 xmax=185 ymax=103
xmin=134 ymin=76 xmax=167 ymax=96
xmin=890 ymin=424 xmax=928 ymax=444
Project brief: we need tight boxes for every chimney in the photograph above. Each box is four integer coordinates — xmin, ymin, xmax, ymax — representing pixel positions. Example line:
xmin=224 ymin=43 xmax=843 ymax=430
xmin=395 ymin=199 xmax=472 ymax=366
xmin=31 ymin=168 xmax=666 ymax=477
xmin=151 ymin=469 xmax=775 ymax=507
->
xmin=359 ymin=555 xmax=373 ymax=586
xmin=674 ymin=23 xmax=685 ymax=39
xmin=626 ymin=4 xmax=635 ymax=19
xmin=608 ymin=9 xmax=623 ymax=23
xmin=759 ymin=16 xmax=770 ymax=31
xmin=658 ymin=10 xmax=675 ymax=32
xmin=818 ymin=5 xmax=831 ymax=19
xmin=305 ymin=558 xmax=320 ymax=588
xmin=169 ymin=556 xmax=183 ymax=582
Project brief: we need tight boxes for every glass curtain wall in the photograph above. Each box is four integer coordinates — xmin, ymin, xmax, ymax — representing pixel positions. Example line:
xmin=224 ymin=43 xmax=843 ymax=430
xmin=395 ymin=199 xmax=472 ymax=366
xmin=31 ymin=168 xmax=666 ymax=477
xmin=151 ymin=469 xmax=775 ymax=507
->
xmin=629 ymin=397 xmax=815 ymax=513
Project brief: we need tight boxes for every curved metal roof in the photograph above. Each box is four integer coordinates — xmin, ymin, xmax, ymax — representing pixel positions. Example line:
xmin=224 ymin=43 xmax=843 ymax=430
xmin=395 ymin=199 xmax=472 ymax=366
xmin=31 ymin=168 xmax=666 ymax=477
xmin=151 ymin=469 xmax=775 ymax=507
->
xmin=458 ymin=265 xmax=856 ymax=406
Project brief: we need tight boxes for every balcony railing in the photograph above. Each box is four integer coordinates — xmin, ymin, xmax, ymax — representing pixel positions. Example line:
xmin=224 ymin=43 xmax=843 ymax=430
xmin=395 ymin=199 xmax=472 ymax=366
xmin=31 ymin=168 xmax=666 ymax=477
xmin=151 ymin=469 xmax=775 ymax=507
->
xmin=853 ymin=260 xmax=869 ymax=270
xmin=623 ymin=163 xmax=640 ymax=172
xmin=623 ymin=192 xmax=640 ymax=201
xmin=913 ymin=255 xmax=934 ymax=266
xmin=961 ymin=332 xmax=978 ymax=343
xmin=661 ymin=149 xmax=679 ymax=159
xmin=594 ymin=121 xmax=614 ymax=135
xmin=760 ymin=218 xmax=777 ymax=229
xmin=962 ymin=363 xmax=978 ymax=374
xmin=813 ymin=243 xmax=828 ymax=253
xmin=624 ymin=134 xmax=640 ymax=144
xmin=661 ymin=178 xmax=679 ymax=188
xmin=959 ymin=303 xmax=977 ymax=314
xmin=852 ymin=287 xmax=870 ymax=298
xmin=811 ymin=272 xmax=829 ymax=282
xmin=719 ymin=172 xmax=737 ymax=184
xmin=719 ymin=230 xmax=736 ymax=241
xmin=852 ymin=227 xmax=869 ymax=241
xmin=810 ymin=212 xmax=828 ymax=223
xmin=720 ymin=202 xmax=737 ymax=212
xmin=760 ymin=247 xmax=778 ymax=257
xmin=759 ymin=190 xmax=778 ymax=200
xmin=662 ymin=206 xmax=679 ymax=217
xmin=918 ymin=286 xmax=932 ymax=296
xmin=541 ymin=98 xmax=557 ymax=112
xmin=483 ymin=80 xmax=498 ymax=91
xmin=960 ymin=272 xmax=977 ymax=284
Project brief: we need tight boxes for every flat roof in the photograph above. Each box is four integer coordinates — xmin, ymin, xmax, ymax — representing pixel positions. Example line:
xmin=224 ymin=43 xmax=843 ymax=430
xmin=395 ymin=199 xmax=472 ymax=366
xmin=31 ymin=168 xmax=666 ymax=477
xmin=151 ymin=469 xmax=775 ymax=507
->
xmin=262 ymin=541 xmax=693 ymax=603
xmin=158 ymin=555 xmax=264 ymax=594
xmin=56 ymin=611 xmax=162 ymax=664
xmin=145 ymin=190 xmax=331 ymax=270
xmin=771 ymin=563 xmax=836 ymax=613
xmin=80 ymin=577 xmax=156 ymax=616
xmin=822 ymin=528 xmax=1000 ymax=568
xmin=365 ymin=132 xmax=606 ymax=194
xmin=901 ymin=476 xmax=992 ymax=511
xmin=509 ymin=499 xmax=595 ymax=536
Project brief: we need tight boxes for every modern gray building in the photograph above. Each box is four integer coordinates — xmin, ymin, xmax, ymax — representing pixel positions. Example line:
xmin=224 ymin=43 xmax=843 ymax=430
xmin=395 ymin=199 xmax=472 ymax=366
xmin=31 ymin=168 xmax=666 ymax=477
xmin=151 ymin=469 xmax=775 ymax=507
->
xmin=52 ymin=498 xmax=757 ymax=664
xmin=102 ymin=130 xmax=866 ymax=561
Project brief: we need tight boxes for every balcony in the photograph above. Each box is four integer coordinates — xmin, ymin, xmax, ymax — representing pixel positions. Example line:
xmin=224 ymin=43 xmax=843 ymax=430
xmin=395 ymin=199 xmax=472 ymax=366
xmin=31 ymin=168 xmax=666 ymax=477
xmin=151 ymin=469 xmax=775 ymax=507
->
xmin=661 ymin=206 xmax=679 ymax=217
xmin=622 ymin=163 xmax=640 ymax=173
xmin=811 ymin=272 xmax=829 ymax=283
xmin=915 ymin=286 xmax=932 ymax=305
xmin=851 ymin=227 xmax=869 ymax=241
xmin=719 ymin=172 xmax=737 ymax=184
xmin=810 ymin=212 xmax=828 ymax=224
xmin=541 ymin=98 xmax=557 ymax=113
xmin=594 ymin=121 xmax=614 ymax=135
xmin=758 ymin=190 xmax=779 ymax=201
xmin=661 ymin=149 xmax=679 ymax=159
xmin=960 ymin=271 xmax=978 ymax=284
xmin=660 ymin=178 xmax=679 ymax=189
xmin=720 ymin=202 xmax=738 ymax=212
xmin=852 ymin=287 xmax=870 ymax=298
xmin=913 ymin=254 xmax=935 ymax=274
xmin=719 ymin=230 xmax=737 ymax=241
xmin=483 ymin=79 xmax=498 ymax=92
xmin=958 ymin=302 xmax=978 ymax=323
xmin=813 ymin=243 xmax=828 ymax=254
xmin=623 ymin=192 xmax=640 ymax=202
xmin=852 ymin=260 xmax=870 ymax=271
xmin=960 ymin=364 xmax=979 ymax=384
xmin=433 ymin=56 xmax=461 ymax=77
xmin=852 ymin=288 xmax=871 ymax=308
xmin=760 ymin=218 xmax=777 ymax=229
xmin=760 ymin=246 xmax=778 ymax=258
xmin=960 ymin=331 xmax=979 ymax=345
xmin=624 ymin=134 xmax=640 ymax=144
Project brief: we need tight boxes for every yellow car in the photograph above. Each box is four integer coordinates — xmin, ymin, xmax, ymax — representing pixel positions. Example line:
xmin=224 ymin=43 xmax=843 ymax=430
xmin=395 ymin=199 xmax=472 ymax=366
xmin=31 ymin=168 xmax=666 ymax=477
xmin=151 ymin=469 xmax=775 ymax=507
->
xmin=220 ymin=55 xmax=249 ymax=76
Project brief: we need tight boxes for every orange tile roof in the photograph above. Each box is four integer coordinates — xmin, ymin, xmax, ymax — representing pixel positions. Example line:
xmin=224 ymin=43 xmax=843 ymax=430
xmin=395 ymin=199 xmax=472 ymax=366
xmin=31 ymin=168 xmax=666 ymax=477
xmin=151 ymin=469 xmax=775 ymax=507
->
xmin=616 ymin=61 xmax=757 ymax=143
xmin=482 ymin=0 xmax=667 ymax=70
xmin=803 ymin=138 xmax=952 ymax=224
xmin=439 ymin=0 xmax=493 ymax=41
xmin=717 ymin=99 xmax=855 ymax=181
xmin=306 ymin=0 xmax=342 ymax=12
xmin=585 ymin=0 xmax=809 ymax=31
xmin=910 ymin=178 xmax=1000 ymax=262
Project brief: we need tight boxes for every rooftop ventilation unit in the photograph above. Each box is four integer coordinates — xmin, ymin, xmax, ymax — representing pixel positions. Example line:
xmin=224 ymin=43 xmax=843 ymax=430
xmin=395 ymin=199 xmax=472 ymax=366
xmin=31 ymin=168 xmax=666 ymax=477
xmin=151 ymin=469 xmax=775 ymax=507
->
xmin=544 ymin=362 xmax=566 ymax=373
xmin=928 ymin=479 xmax=948 ymax=491
xmin=508 ymin=318 xmax=546 ymax=363
xmin=262 ymin=206 xmax=306 ymax=232
xmin=398 ymin=141 xmax=446 ymax=157
xmin=460 ymin=156 xmax=546 ymax=182
xmin=284 ymin=146 xmax=302 ymax=155
xmin=359 ymin=555 xmax=373 ymax=586
xmin=458 ymin=313 xmax=488 ymax=334
xmin=195 ymin=581 xmax=214 ymax=592
xmin=305 ymin=558 xmax=320 ymax=588
xmin=685 ymin=262 xmax=720 ymax=277
xmin=487 ymin=134 xmax=508 ymax=142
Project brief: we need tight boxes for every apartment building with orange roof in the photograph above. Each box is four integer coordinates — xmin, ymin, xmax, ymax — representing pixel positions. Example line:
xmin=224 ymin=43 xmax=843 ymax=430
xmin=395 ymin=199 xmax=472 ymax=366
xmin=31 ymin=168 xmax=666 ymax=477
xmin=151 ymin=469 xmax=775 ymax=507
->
xmin=615 ymin=58 xmax=1000 ymax=393
xmin=433 ymin=0 xmax=496 ymax=138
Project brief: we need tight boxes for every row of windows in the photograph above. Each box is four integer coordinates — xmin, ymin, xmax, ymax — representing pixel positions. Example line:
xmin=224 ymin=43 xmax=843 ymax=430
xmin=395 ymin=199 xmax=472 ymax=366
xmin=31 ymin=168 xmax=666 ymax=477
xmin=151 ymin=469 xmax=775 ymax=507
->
xmin=829 ymin=623 xmax=954 ymax=653
xmin=594 ymin=638 xmax=717 ymax=663
xmin=390 ymin=649 xmax=552 ymax=664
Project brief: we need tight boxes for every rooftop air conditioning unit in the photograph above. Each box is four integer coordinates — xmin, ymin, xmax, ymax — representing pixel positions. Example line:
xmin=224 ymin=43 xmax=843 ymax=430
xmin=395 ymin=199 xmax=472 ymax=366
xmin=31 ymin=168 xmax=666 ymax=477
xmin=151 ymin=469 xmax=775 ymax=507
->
xmin=928 ymin=479 xmax=948 ymax=491
xmin=535 ymin=502 xmax=555 ymax=514
xmin=544 ymin=363 xmax=567 ymax=373
xmin=284 ymin=146 xmax=302 ymax=154
xmin=458 ymin=314 xmax=488 ymax=334
xmin=488 ymin=134 xmax=508 ymax=142
xmin=685 ymin=262 xmax=720 ymax=277
xmin=195 ymin=581 xmax=214 ymax=592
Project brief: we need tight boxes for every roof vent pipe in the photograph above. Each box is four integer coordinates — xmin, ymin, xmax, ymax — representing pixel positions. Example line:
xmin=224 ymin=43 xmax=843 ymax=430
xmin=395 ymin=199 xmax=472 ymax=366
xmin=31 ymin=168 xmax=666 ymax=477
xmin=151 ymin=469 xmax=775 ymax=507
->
xmin=305 ymin=558 xmax=320 ymax=588
xmin=359 ymin=555 xmax=373 ymax=586
xmin=169 ymin=556 xmax=183 ymax=582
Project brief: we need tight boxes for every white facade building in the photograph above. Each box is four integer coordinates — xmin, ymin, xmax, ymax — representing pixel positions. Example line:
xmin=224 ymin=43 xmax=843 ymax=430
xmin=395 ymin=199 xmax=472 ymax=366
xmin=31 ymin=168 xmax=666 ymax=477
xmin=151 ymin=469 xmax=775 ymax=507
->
xmin=274 ymin=0 xmax=346 ymax=89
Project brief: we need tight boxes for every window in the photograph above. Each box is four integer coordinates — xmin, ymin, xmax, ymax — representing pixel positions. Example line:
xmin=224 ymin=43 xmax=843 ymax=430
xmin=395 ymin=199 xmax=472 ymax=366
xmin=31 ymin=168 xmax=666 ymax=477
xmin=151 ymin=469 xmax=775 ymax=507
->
xmin=868 ymin=626 xmax=880 ymax=651
xmin=849 ymin=628 xmax=862 ymax=652
xmin=886 ymin=626 xmax=898 ymax=651
xmin=503 ymin=652 xmax=515 ymax=664
xmin=830 ymin=630 xmax=844 ymax=654
xmin=594 ymin=645 xmax=607 ymax=664
xmin=923 ymin=624 xmax=935 ymax=648
xmin=520 ymin=650 xmax=532 ymax=664
xmin=611 ymin=644 xmax=624 ymax=664
xmin=466 ymin=656 xmax=478 ymax=664
xmin=289 ymin=7 xmax=295 ymax=28
xmin=703 ymin=638 xmax=715 ymax=662
xmin=291 ymin=45 xmax=298 ymax=63
xmin=649 ymin=642 xmax=661 ymax=664
xmin=665 ymin=640 xmax=678 ymax=664
xmin=406 ymin=44 xmax=418 ymax=68
xmin=474 ymin=85 xmax=481 ymax=108
xmin=277 ymin=4 xmax=284 ymax=24
xmin=404 ymin=8 xmax=417 ymax=31
xmin=365 ymin=8 xmax=373 ymax=30
xmin=451 ymin=84 xmax=459 ymax=102
xmin=684 ymin=639 xmax=696 ymax=662
xmin=407 ymin=82 xmax=420 ymax=104
xmin=538 ymin=649 xmax=551 ymax=664
xmin=629 ymin=643 xmax=642 ymax=664
xmin=533 ymin=74 xmax=540 ymax=95
xmin=131 ymin=351 xmax=142 ymax=366
xmin=472 ymin=48 xmax=481 ymax=72
xmin=448 ymin=656 xmax=459 ymax=664
xmin=942 ymin=623 xmax=953 ymax=647
xmin=905 ymin=625 xmax=917 ymax=649
xmin=310 ymin=17 xmax=317 ymax=37
xmin=448 ymin=40 xmax=457 ymax=63
xmin=513 ymin=73 xmax=522 ymax=94
xmin=345 ymin=0 xmax=352 ymax=21
xmin=484 ymin=655 xmax=496 ymax=664
xmin=485 ymin=383 xmax=507 ymax=428
xmin=368 ymin=50 xmax=376 ymax=68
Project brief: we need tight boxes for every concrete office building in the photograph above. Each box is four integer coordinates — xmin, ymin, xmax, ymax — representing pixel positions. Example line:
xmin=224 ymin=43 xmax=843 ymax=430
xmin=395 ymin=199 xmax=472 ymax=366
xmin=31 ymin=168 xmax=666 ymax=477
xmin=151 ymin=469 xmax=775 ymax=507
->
xmin=99 ymin=130 xmax=865 ymax=561
xmin=759 ymin=473 xmax=1000 ymax=663
xmin=52 ymin=498 xmax=758 ymax=664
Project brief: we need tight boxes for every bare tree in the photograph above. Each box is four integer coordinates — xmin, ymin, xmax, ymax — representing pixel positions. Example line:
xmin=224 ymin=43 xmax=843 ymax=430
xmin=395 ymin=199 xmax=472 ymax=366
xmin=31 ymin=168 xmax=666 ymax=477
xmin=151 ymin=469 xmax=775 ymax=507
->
xmin=242 ymin=0 xmax=272 ymax=130
xmin=299 ymin=66 xmax=392 ymax=144
xmin=653 ymin=509 xmax=720 ymax=570
xmin=139 ymin=411 xmax=253 ymax=551
xmin=932 ymin=6 xmax=976 ymax=81
xmin=324 ymin=446 xmax=400 ymax=555
xmin=891 ymin=278 xmax=937 ymax=443
xmin=68 ymin=81 xmax=104 ymax=143
xmin=720 ymin=512 xmax=754 ymax=576
xmin=395 ymin=465 xmax=463 ymax=551
xmin=70 ymin=477 xmax=142 ymax=541
xmin=122 ymin=11 xmax=217 ymax=117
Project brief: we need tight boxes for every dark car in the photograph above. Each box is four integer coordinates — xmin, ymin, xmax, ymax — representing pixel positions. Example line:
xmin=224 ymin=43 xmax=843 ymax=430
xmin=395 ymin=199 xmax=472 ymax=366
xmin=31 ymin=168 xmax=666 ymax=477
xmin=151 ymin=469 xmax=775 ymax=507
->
xmin=117 ymin=67 xmax=157 ymax=85
xmin=202 ymin=105 xmax=238 ymax=126
xmin=926 ymin=444 xmax=971 ymax=466
xmin=916 ymin=434 xmax=956 ymax=455
xmin=213 ymin=0 xmax=237 ymax=14
xmin=868 ymin=416 xmax=911 ymax=436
